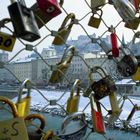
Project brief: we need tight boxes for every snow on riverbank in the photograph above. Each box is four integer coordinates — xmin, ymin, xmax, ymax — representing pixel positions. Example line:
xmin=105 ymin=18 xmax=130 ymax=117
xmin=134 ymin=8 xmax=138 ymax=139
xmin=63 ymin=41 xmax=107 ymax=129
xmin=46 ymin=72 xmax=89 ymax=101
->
xmin=13 ymin=89 xmax=140 ymax=127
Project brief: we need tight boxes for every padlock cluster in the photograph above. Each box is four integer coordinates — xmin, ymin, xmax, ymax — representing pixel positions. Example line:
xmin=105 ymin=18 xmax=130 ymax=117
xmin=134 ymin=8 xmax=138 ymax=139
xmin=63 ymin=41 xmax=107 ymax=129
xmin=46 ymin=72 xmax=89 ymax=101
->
xmin=0 ymin=0 xmax=140 ymax=140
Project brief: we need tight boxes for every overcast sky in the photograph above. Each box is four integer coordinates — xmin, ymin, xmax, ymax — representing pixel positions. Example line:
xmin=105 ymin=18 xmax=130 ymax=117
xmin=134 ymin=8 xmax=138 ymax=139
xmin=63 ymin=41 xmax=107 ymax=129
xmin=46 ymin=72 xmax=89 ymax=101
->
xmin=1 ymin=0 xmax=138 ymax=59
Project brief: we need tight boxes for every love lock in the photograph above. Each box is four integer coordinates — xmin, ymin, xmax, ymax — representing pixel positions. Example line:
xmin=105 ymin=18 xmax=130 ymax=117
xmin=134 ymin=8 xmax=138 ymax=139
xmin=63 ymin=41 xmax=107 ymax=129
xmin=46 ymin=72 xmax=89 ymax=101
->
xmin=25 ymin=114 xmax=46 ymax=140
xmin=132 ymin=56 xmax=140 ymax=81
xmin=0 ymin=31 xmax=16 ymax=52
xmin=91 ymin=66 xmax=117 ymax=100
xmin=117 ymin=55 xmax=138 ymax=77
xmin=0 ymin=96 xmax=29 ymax=140
xmin=16 ymin=79 xmax=32 ymax=117
xmin=90 ymin=94 xmax=106 ymax=134
xmin=31 ymin=0 xmax=63 ymax=29
xmin=66 ymin=79 xmax=81 ymax=114
xmin=49 ymin=45 xmax=75 ymax=83
xmin=8 ymin=0 xmax=40 ymax=42
xmin=125 ymin=17 xmax=140 ymax=30
xmin=112 ymin=0 xmax=136 ymax=22
xmin=57 ymin=112 xmax=87 ymax=140
xmin=88 ymin=9 xmax=103 ymax=29
xmin=91 ymin=0 xmax=106 ymax=10
xmin=110 ymin=26 xmax=120 ymax=57
xmin=52 ymin=13 xmax=75 ymax=45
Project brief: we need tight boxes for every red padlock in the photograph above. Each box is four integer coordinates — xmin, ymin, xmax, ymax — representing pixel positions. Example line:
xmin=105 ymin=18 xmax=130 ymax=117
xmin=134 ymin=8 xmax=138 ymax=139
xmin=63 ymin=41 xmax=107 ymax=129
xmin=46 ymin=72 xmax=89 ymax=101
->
xmin=111 ymin=32 xmax=119 ymax=57
xmin=37 ymin=0 xmax=62 ymax=17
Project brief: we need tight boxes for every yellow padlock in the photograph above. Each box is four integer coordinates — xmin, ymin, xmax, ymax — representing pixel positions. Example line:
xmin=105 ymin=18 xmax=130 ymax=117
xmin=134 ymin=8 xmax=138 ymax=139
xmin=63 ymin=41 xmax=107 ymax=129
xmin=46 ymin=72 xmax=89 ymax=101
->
xmin=66 ymin=79 xmax=80 ymax=113
xmin=125 ymin=17 xmax=140 ymax=30
xmin=132 ymin=56 xmax=140 ymax=81
xmin=90 ymin=94 xmax=106 ymax=134
xmin=49 ymin=45 xmax=75 ymax=83
xmin=0 ymin=96 xmax=29 ymax=140
xmin=16 ymin=79 xmax=31 ymax=117
xmin=108 ymin=92 xmax=122 ymax=124
xmin=0 ymin=31 xmax=16 ymax=52
xmin=52 ymin=13 xmax=75 ymax=45
xmin=88 ymin=9 xmax=103 ymax=28
xmin=91 ymin=0 xmax=106 ymax=9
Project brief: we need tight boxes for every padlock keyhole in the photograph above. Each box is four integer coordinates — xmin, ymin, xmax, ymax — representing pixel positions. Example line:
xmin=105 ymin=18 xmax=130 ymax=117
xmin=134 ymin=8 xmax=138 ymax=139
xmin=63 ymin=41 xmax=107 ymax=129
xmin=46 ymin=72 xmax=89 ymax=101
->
xmin=46 ymin=6 xmax=55 ymax=13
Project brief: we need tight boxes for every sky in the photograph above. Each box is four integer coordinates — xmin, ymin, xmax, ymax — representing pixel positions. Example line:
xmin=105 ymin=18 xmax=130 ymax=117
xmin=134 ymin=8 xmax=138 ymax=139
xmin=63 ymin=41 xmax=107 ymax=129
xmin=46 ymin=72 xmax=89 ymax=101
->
xmin=1 ymin=0 xmax=139 ymax=59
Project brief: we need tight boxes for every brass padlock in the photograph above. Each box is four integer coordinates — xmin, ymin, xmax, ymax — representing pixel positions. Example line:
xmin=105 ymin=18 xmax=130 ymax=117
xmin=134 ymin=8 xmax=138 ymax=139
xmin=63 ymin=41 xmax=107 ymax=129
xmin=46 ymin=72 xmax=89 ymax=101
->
xmin=49 ymin=45 xmax=75 ymax=83
xmin=125 ymin=17 xmax=140 ymax=30
xmin=0 ymin=31 xmax=16 ymax=52
xmin=91 ymin=66 xmax=117 ymax=100
xmin=90 ymin=94 xmax=106 ymax=134
xmin=8 ymin=1 xmax=40 ymax=42
xmin=31 ymin=0 xmax=63 ymax=29
xmin=52 ymin=13 xmax=75 ymax=45
xmin=88 ymin=9 xmax=103 ymax=28
xmin=91 ymin=0 xmax=106 ymax=9
xmin=25 ymin=114 xmax=46 ymax=140
xmin=132 ymin=56 xmax=140 ymax=81
xmin=107 ymin=92 xmax=122 ymax=124
xmin=16 ymin=79 xmax=31 ymax=117
xmin=0 ymin=96 xmax=29 ymax=140
xmin=66 ymin=79 xmax=80 ymax=113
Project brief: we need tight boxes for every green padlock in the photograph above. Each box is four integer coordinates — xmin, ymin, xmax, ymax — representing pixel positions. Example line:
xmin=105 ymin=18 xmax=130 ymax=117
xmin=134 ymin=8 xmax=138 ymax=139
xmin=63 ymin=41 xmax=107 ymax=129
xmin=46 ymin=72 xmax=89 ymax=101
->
xmin=91 ymin=0 xmax=106 ymax=9
xmin=66 ymin=79 xmax=81 ymax=114
xmin=88 ymin=9 xmax=103 ymax=28
xmin=52 ymin=13 xmax=75 ymax=45
xmin=16 ymin=79 xmax=31 ymax=117
xmin=125 ymin=17 xmax=140 ymax=30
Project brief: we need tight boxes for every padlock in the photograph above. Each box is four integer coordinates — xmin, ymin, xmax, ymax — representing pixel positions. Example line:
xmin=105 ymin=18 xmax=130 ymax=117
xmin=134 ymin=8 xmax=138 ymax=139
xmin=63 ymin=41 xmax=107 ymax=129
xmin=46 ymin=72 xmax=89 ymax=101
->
xmin=0 ymin=96 xmax=29 ymax=140
xmin=112 ymin=0 xmax=136 ymax=22
xmin=83 ymin=68 xmax=95 ymax=97
xmin=91 ymin=66 xmax=117 ymax=100
xmin=88 ymin=9 xmax=103 ymax=29
xmin=110 ymin=31 xmax=119 ymax=57
xmin=8 ymin=0 xmax=40 ymax=42
xmin=66 ymin=79 xmax=80 ymax=113
xmin=91 ymin=0 xmax=106 ymax=9
xmin=90 ymin=94 xmax=106 ymax=134
xmin=123 ymin=104 xmax=138 ymax=127
xmin=49 ymin=45 xmax=75 ymax=83
xmin=117 ymin=54 xmax=138 ymax=77
xmin=16 ymin=79 xmax=31 ymax=117
xmin=125 ymin=17 xmax=140 ymax=30
xmin=107 ymin=92 xmax=122 ymax=124
xmin=58 ymin=112 xmax=87 ymax=140
xmin=132 ymin=56 xmax=140 ymax=81
xmin=129 ymin=0 xmax=140 ymax=12
xmin=0 ymin=31 xmax=16 ymax=52
xmin=31 ymin=0 xmax=63 ymax=29
xmin=25 ymin=114 xmax=46 ymax=140
xmin=52 ymin=13 xmax=75 ymax=45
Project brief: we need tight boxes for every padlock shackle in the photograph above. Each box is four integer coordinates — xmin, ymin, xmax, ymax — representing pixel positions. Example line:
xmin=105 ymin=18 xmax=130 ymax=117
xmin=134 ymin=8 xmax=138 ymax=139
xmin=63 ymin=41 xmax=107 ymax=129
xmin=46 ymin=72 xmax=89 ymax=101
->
xmin=70 ymin=79 xmax=80 ymax=96
xmin=60 ymin=45 xmax=75 ymax=65
xmin=60 ymin=13 xmax=75 ymax=30
xmin=92 ymin=8 xmax=103 ymax=17
xmin=41 ymin=130 xmax=54 ymax=140
xmin=61 ymin=112 xmax=86 ymax=133
xmin=0 ymin=96 xmax=18 ymax=118
xmin=25 ymin=114 xmax=46 ymax=134
xmin=92 ymin=66 xmax=108 ymax=77
xmin=59 ymin=0 xmax=64 ymax=7
xmin=17 ymin=79 xmax=31 ymax=103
